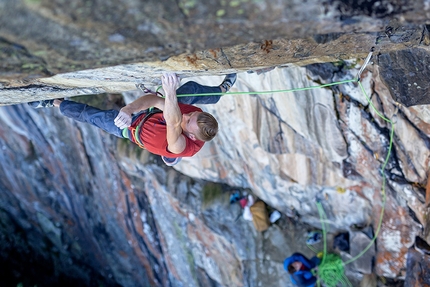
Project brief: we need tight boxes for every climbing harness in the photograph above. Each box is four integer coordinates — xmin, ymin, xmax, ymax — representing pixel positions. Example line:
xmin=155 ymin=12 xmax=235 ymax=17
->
xmin=122 ymin=107 xmax=163 ymax=149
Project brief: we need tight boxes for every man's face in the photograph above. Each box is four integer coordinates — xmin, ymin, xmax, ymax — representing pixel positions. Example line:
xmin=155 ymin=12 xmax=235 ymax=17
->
xmin=292 ymin=261 xmax=303 ymax=271
xmin=181 ymin=111 xmax=201 ymax=140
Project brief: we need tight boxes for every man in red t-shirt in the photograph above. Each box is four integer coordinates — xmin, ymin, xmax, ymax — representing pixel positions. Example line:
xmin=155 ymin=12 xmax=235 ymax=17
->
xmin=28 ymin=73 xmax=237 ymax=166
xmin=122 ymin=103 xmax=205 ymax=158
xmin=114 ymin=73 xmax=236 ymax=164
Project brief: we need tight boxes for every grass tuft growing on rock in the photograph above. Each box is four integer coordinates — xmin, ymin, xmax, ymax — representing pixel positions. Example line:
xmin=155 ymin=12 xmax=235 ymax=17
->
xmin=201 ymin=182 xmax=228 ymax=208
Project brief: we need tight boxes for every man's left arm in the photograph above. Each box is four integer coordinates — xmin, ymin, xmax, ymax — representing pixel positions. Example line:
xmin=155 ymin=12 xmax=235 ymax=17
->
xmin=161 ymin=73 xmax=187 ymax=154
xmin=114 ymin=94 xmax=165 ymax=129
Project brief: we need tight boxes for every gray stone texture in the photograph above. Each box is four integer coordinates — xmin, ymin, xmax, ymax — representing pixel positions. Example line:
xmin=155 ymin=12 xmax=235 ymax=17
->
xmin=1 ymin=0 xmax=430 ymax=286
xmin=2 ymin=0 xmax=430 ymax=107
xmin=379 ymin=48 xmax=430 ymax=106
xmin=404 ymin=248 xmax=430 ymax=287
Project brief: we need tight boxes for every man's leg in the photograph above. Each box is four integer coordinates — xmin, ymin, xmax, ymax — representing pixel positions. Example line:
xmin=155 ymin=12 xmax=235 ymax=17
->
xmin=176 ymin=73 xmax=237 ymax=105
xmin=58 ymin=100 xmax=124 ymax=138
xmin=28 ymin=99 xmax=125 ymax=138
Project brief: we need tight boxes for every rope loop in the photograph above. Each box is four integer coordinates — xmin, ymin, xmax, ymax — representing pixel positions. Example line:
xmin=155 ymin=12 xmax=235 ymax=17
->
xmin=316 ymin=254 xmax=347 ymax=287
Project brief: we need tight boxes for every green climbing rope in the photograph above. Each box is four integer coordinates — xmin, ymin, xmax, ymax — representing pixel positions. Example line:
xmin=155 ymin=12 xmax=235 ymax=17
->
xmin=155 ymin=52 xmax=393 ymax=285
xmin=314 ymin=202 xmax=353 ymax=287
xmin=159 ymin=78 xmax=357 ymax=98
xmin=308 ymin=79 xmax=395 ymax=286
xmin=317 ymin=253 xmax=349 ymax=287
xmin=175 ymin=72 xmax=394 ymax=285
xmin=342 ymin=81 xmax=394 ymax=265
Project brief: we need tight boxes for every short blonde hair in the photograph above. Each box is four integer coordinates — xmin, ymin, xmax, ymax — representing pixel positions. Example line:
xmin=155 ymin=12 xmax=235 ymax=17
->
xmin=196 ymin=112 xmax=218 ymax=141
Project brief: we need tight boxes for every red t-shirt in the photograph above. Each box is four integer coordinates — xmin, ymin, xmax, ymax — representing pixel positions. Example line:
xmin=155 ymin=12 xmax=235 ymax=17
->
xmin=128 ymin=103 xmax=205 ymax=157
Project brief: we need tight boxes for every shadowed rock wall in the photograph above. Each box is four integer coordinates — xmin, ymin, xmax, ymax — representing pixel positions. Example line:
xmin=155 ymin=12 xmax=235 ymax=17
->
xmin=379 ymin=47 xmax=430 ymax=106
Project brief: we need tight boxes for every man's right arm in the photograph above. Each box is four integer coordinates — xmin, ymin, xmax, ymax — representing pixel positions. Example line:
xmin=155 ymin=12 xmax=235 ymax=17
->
xmin=114 ymin=94 xmax=165 ymax=129
xmin=161 ymin=73 xmax=186 ymax=154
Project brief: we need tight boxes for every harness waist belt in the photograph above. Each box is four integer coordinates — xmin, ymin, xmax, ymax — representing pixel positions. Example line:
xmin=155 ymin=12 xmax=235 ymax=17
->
xmin=122 ymin=107 xmax=163 ymax=148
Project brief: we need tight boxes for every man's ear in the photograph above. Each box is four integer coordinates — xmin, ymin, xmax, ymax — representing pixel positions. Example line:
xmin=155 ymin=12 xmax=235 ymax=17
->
xmin=188 ymin=133 xmax=197 ymax=141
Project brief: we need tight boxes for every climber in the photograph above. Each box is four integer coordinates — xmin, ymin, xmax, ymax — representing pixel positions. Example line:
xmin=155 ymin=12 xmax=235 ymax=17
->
xmin=284 ymin=252 xmax=321 ymax=287
xmin=28 ymin=72 xmax=237 ymax=166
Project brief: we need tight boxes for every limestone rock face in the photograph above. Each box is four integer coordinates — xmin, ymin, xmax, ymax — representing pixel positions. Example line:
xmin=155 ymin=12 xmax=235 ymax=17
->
xmin=1 ymin=0 xmax=430 ymax=286
xmin=175 ymin=65 xmax=428 ymax=281
xmin=1 ymin=62 xmax=429 ymax=286
xmin=0 ymin=96 xmax=323 ymax=286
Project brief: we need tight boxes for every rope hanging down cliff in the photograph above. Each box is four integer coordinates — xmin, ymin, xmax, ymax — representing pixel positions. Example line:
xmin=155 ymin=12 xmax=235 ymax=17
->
xmin=312 ymin=51 xmax=394 ymax=286
xmin=154 ymin=50 xmax=394 ymax=286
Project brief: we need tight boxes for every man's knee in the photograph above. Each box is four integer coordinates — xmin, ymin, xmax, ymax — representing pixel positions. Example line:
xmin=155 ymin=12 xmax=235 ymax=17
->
xmin=59 ymin=100 xmax=86 ymax=119
xmin=177 ymin=81 xmax=198 ymax=95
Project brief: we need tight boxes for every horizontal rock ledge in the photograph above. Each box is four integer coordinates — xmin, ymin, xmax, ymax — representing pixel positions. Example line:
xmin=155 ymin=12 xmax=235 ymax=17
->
xmin=1 ymin=31 xmax=429 ymax=106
